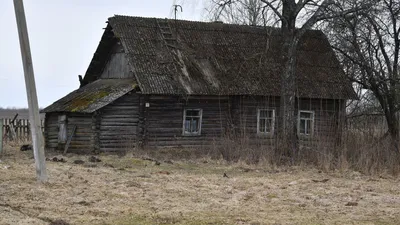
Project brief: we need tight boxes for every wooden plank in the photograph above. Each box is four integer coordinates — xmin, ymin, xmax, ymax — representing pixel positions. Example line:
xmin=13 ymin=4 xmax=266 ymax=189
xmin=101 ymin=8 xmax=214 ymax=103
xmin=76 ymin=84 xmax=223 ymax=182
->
xmin=8 ymin=114 xmax=18 ymax=141
xmin=64 ymin=125 xmax=77 ymax=154
xmin=0 ymin=118 xmax=42 ymax=142
xmin=97 ymin=93 xmax=140 ymax=152
xmin=100 ymin=50 xmax=133 ymax=79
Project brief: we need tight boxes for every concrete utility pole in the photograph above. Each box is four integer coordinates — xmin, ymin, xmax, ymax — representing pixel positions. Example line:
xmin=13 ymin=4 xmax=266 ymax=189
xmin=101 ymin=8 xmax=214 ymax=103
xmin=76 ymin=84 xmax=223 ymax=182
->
xmin=13 ymin=0 xmax=48 ymax=182
xmin=0 ymin=119 xmax=3 ymax=156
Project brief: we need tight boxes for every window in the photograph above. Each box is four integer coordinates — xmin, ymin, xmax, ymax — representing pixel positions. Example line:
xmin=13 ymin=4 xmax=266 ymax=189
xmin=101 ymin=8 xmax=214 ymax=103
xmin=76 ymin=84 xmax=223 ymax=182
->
xmin=298 ymin=111 xmax=314 ymax=136
xmin=183 ymin=109 xmax=202 ymax=136
xmin=257 ymin=109 xmax=275 ymax=135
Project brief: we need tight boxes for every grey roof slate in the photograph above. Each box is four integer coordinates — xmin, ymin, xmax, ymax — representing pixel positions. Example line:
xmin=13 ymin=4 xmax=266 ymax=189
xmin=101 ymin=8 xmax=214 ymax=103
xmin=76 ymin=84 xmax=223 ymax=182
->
xmin=42 ymin=79 xmax=137 ymax=113
xmin=82 ymin=15 xmax=356 ymax=99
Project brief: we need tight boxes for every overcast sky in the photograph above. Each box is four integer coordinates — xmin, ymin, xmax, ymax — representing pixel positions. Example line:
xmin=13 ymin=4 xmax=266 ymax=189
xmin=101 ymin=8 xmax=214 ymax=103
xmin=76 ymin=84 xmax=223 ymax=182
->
xmin=0 ymin=0 xmax=203 ymax=108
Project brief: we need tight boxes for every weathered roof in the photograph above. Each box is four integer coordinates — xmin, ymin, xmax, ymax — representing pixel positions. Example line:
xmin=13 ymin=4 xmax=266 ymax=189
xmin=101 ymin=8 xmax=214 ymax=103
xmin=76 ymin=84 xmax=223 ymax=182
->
xmin=83 ymin=15 xmax=356 ymax=99
xmin=42 ymin=79 xmax=137 ymax=113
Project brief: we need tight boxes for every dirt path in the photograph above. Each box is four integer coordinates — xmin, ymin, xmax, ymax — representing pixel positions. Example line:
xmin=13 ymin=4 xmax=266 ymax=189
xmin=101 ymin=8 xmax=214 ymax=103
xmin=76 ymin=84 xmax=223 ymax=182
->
xmin=0 ymin=148 xmax=399 ymax=225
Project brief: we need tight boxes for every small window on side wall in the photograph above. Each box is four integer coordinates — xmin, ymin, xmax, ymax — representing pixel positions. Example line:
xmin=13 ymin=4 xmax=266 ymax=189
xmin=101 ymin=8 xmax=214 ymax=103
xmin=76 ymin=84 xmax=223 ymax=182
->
xmin=257 ymin=109 xmax=275 ymax=135
xmin=183 ymin=109 xmax=202 ymax=136
xmin=298 ymin=111 xmax=314 ymax=136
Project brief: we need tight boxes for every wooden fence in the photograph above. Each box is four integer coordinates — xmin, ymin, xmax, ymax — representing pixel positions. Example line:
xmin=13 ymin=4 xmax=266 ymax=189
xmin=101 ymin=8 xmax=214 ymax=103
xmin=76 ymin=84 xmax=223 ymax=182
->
xmin=1 ymin=118 xmax=44 ymax=142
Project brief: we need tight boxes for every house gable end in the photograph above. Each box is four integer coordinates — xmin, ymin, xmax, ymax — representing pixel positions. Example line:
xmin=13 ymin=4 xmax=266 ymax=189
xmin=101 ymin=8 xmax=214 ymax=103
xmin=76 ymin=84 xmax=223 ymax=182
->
xmin=100 ymin=41 xmax=134 ymax=79
xmin=83 ymin=24 xmax=138 ymax=83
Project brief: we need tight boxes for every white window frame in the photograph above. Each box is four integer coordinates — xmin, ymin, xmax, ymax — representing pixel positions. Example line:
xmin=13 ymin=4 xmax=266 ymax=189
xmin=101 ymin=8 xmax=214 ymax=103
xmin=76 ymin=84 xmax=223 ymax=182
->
xmin=182 ymin=108 xmax=203 ymax=136
xmin=257 ymin=108 xmax=275 ymax=135
xmin=298 ymin=110 xmax=315 ymax=136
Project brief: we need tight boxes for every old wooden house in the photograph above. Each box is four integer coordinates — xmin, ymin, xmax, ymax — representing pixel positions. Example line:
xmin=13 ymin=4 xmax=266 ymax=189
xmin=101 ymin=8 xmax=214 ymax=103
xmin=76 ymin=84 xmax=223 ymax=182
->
xmin=42 ymin=15 xmax=356 ymax=153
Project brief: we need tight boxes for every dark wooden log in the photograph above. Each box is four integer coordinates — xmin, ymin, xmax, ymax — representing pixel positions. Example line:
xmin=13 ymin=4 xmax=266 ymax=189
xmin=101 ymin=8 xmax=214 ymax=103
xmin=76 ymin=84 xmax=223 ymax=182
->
xmin=99 ymin=93 xmax=140 ymax=152
xmin=63 ymin=125 xmax=76 ymax=154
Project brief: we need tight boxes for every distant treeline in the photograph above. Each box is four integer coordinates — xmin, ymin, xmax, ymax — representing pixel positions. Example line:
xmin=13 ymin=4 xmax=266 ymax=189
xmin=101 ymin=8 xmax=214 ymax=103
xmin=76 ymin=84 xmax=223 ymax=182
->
xmin=0 ymin=108 xmax=44 ymax=119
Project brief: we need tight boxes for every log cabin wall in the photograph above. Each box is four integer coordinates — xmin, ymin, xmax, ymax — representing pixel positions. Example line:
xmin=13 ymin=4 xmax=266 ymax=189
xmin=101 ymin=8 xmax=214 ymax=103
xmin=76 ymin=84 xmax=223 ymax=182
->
xmin=98 ymin=92 xmax=140 ymax=152
xmin=141 ymin=95 xmax=343 ymax=149
xmin=44 ymin=113 xmax=59 ymax=149
xmin=44 ymin=112 xmax=95 ymax=153
xmin=296 ymin=98 xmax=344 ymax=147
xmin=143 ymin=95 xmax=230 ymax=148
xmin=231 ymin=96 xmax=280 ymax=137
xmin=228 ymin=96 xmax=281 ymax=147
xmin=99 ymin=42 xmax=134 ymax=79
xmin=44 ymin=95 xmax=345 ymax=152
xmin=67 ymin=113 xmax=95 ymax=153
xmin=230 ymin=96 xmax=344 ymax=147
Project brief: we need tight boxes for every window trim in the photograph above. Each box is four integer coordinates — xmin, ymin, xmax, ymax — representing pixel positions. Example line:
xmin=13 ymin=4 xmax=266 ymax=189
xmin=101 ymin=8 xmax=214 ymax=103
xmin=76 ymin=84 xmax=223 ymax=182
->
xmin=297 ymin=110 xmax=315 ymax=136
xmin=182 ymin=108 xmax=203 ymax=136
xmin=257 ymin=108 xmax=275 ymax=136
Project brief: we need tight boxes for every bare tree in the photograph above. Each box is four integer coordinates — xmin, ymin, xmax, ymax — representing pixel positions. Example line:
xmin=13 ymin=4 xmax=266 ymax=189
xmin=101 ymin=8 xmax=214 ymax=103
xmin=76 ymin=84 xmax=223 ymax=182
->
xmin=264 ymin=0 xmax=339 ymax=155
xmin=327 ymin=0 xmax=400 ymax=149
xmin=205 ymin=0 xmax=278 ymax=26
xmin=205 ymin=0 xmax=371 ymax=155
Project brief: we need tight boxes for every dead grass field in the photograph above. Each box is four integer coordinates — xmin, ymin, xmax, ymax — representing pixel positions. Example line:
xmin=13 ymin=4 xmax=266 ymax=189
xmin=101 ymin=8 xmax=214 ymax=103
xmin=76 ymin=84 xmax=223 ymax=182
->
xmin=1 ymin=146 xmax=400 ymax=225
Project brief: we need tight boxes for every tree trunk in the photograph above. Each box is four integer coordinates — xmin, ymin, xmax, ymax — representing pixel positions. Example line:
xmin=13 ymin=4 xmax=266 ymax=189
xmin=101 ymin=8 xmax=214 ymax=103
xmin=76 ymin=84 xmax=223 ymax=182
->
xmin=277 ymin=29 xmax=299 ymax=157
xmin=277 ymin=1 xmax=299 ymax=158
xmin=385 ymin=108 xmax=399 ymax=153
xmin=374 ymin=88 xmax=399 ymax=153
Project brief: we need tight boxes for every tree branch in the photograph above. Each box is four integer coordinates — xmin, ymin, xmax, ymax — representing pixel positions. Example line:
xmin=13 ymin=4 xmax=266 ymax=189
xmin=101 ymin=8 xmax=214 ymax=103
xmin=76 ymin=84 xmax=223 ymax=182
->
xmin=365 ymin=14 xmax=394 ymax=77
xmin=260 ymin=0 xmax=284 ymax=21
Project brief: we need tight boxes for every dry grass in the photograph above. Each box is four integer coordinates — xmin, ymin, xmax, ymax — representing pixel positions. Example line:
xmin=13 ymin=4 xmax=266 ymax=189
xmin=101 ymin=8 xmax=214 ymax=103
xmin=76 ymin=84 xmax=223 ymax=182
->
xmin=0 ymin=146 xmax=400 ymax=225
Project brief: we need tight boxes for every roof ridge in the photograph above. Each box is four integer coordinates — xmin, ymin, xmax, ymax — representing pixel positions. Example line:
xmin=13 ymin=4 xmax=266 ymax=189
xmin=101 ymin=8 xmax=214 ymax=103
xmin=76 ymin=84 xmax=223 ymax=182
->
xmin=109 ymin=14 xmax=325 ymax=34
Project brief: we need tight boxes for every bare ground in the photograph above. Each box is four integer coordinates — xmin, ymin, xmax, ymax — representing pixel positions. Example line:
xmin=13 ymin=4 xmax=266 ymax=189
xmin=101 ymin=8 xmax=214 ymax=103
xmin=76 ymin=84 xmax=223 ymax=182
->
xmin=0 ymin=146 xmax=400 ymax=225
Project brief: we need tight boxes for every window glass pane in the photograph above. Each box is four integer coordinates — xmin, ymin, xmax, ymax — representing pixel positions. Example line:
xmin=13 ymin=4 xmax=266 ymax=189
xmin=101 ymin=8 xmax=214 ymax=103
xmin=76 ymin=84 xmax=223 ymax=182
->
xmin=300 ymin=112 xmax=312 ymax=119
xmin=299 ymin=119 xmax=306 ymax=134
xmin=259 ymin=109 xmax=274 ymax=118
xmin=188 ymin=119 xmax=193 ymax=132
xmin=267 ymin=110 xmax=274 ymax=118
xmin=259 ymin=110 xmax=267 ymax=118
xmin=266 ymin=118 xmax=273 ymax=132
xmin=299 ymin=112 xmax=313 ymax=135
xmin=258 ymin=118 xmax=274 ymax=133
xmin=258 ymin=110 xmax=275 ymax=134
xmin=191 ymin=118 xmax=199 ymax=133
xmin=185 ymin=120 xmax=191 ymax=132
xmin=259 ymin=119 xmax=266 ymax=132
xmin=186 ymin=110 xmax=200 ymax=117
xmin=184 ymin=109 xmax=201 ymax=134
xmin=305 ymin=120 xmax=312 ymax=135
xmin=299 ymin=119 xmax=313 ymax=135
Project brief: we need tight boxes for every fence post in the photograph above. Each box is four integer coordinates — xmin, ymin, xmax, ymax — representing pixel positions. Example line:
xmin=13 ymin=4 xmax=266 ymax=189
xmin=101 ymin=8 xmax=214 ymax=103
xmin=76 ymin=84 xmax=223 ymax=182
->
xmin=0 ymin=119 xmax=3 ymax=155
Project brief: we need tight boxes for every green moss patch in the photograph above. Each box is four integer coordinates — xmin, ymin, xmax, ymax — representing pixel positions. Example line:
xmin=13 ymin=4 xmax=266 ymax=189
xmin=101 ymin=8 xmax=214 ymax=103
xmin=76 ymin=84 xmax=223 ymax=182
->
xmin=69 ymin=91 xmax=110 ymax=112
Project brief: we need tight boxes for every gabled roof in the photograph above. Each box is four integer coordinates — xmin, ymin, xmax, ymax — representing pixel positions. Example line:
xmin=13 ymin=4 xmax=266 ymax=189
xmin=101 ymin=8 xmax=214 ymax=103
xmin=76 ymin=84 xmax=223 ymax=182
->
xmin=83 ymin=15 xmax=357 ymax=100
xmin=42 ymin=79 xmax=137 ymax=113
